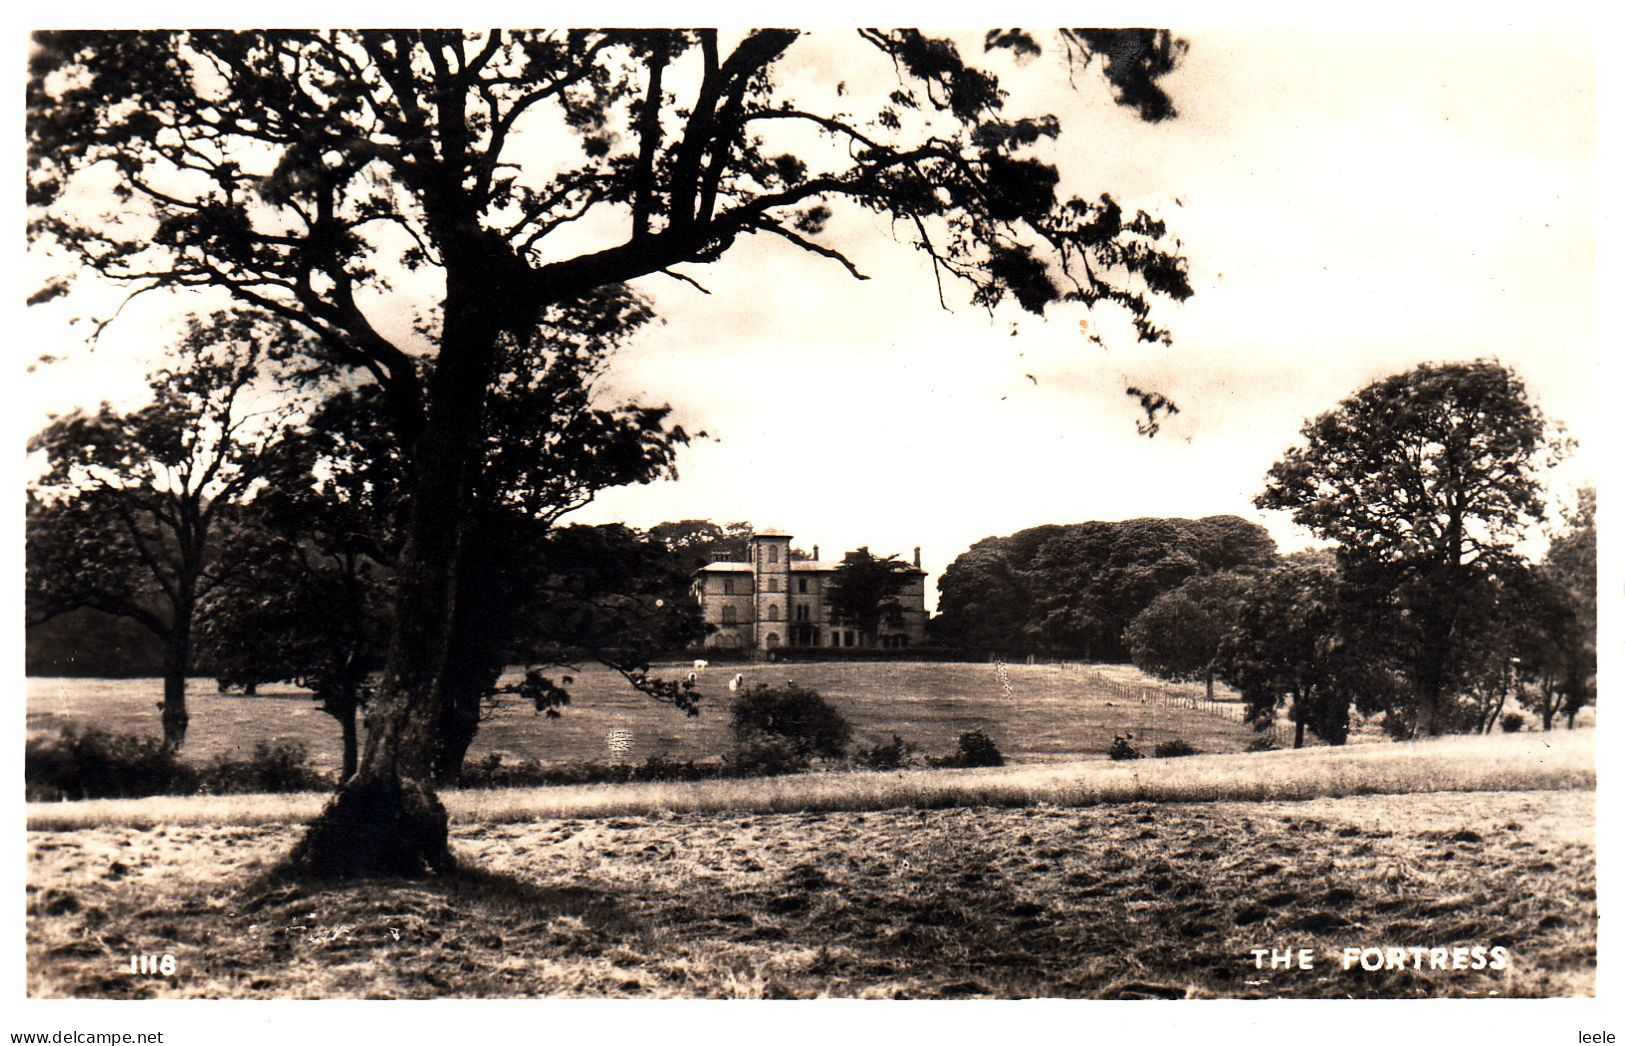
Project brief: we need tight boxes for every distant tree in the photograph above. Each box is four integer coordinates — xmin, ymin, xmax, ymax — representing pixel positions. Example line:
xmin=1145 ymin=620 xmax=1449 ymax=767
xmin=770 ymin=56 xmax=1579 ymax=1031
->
xmin=26 ymin=313 xmax=310 ymax=750
xmin=824 ymin=547 xmax=914 ymax=646
xmin=1499 ymin=492 xmax=1595 ymax=731
xmin=933 ymin=542 xmax=1036 ymax=656
xmin=647 ymin=520 xmax=756 ymax=570
xmin=935 ymin=516 xmax=1276 ymax=660
xmin=1214 ymin=561 xmax=1393 ymax=748
xmin=195 ymin=387 xmax=403 ymax=780
xmin=1257 ymin=361 xmax=1564 ymax=736
xmin=1543 ymin=487 xmax=1596 ymax=728
xmin=1125 ymin=569 xmax=1257 ymax=700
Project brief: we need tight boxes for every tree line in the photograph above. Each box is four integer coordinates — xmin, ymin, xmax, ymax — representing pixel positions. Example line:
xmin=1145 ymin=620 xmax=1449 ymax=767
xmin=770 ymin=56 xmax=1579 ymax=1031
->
xmin=934 ymin=361 xmax=1595 ymax=745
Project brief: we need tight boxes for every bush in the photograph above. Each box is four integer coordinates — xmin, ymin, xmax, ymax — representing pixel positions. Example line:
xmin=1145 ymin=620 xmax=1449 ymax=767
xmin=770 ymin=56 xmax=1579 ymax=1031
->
xmin=1500 ymin=712 xmax=1525 ymax=733
xmin=1108 ymin=734 xmax=1143 ymax=761
xmin=950 ymin=730 xmax=1004 ymax=768
xmin=1245 ymin=735 xmax=1281 ymax=752
xmin=456 ymin=752 xmax=722 ymax=788
xmin=1153 ymin=739 xmax=1200 ymax=758
xmin=728 ymin=735 xmax=809 ymax=777
xmin=25 ymin=726 xmax=196 ymax=800
xmin=855 ymin=734 xmax=916 ymax=771
xmin=729 ymin=683 xmax=852 ymax=762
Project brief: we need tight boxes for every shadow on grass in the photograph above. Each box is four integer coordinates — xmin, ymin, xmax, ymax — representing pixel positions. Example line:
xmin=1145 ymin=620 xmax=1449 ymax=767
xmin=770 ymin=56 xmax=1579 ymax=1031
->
xmin=243 ymin=857 xmax=638 ymax=935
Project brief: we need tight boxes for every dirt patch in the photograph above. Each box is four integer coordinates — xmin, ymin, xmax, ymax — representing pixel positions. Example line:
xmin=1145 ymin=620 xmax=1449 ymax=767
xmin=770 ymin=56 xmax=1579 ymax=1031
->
xmin=26 ymin=790 xmax=1594 ymax=999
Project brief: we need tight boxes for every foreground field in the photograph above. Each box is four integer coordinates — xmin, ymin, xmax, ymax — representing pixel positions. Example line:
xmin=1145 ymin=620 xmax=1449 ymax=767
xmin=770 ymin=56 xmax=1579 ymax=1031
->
xmin=26 ymin=790 xmax=1594 ymax=999
xmin=27 ymin=661 xmax=1270 ymax=777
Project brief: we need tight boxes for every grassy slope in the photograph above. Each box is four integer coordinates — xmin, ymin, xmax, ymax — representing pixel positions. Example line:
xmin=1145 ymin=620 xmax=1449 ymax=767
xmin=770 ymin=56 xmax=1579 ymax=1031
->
xmin=27 ymin=728 xmax=1595 ymax=830
xmin=26 ymin=661 xmax=1270 ymax=776
xmin=27 ymin=791 xmax=1595 ymax=999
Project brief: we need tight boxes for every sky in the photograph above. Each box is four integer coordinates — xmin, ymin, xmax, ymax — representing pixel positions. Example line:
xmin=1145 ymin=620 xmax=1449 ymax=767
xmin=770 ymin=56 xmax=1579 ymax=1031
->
xmin=21 ymin=28 xmax=1600 ymax=614
xmin=570 ymin=29 xmax=1599 ymax=607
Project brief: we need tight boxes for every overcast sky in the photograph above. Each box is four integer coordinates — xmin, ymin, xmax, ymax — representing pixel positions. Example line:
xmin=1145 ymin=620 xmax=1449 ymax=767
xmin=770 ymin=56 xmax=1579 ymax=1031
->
xmin=23 ymin=28 xmax=1598 ymax=613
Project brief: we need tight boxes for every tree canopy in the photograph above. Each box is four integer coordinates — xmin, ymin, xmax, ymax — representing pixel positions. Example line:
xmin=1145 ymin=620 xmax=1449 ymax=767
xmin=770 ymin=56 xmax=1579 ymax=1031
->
xmin=1256 ymin=360 xmax=1564 ymax=735
xmin=934 ymin=515 xmax=1277 ymax=659
xmin=26 ymin=311 xmax=313 ymax=748
xmin=824 ymin=547 xmax=915 ymax=646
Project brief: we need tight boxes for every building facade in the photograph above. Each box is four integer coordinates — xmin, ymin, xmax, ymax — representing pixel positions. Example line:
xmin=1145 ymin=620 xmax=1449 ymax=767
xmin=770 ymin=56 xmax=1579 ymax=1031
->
xmin=691 ymin=531 xmax=928 ymax=654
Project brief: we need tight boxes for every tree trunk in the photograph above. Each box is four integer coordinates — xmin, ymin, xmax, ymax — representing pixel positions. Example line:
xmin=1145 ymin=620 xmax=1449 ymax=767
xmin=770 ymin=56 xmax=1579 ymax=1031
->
xmin=339 ymin=703 xmax=358 ymax=783
xmin=160 ymin=602 xmax=193 ymax=751
xmin=429 ymin=514 xmax=519 ymax=783
xmin=286 ymin=275 xmax=507 ymax=878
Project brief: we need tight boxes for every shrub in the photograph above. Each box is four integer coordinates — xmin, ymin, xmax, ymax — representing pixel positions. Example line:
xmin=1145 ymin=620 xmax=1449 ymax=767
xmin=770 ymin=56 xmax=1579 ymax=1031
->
xmin=1108 ymin=734 xmax=1143 ymax=761
xmin=1500 ymin=712 xmax=1525 ymax=733
xmin=25 ymin=726 xmax=196 ymax=800
xmin=951 ymin=730 xmax=1004 ymax=768
xmin=456 ymin=752 xmax=722 ymax=789
xmin=855 ymin=734 xmax=916 ymax=771
xmin=728 ymin=735 xmax=808 ymax=777
xmin=729 ymin=683 xmax=852 ymax=761
xmin=1245 ymin=735 xmax=1281 ymax=752
xmin=1153 ymin=739 xmax=1200 ymax=758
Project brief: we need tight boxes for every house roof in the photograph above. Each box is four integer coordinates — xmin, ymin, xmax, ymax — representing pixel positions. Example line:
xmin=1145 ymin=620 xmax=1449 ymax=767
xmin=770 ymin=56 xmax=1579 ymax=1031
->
xmin=695 ymin=560 xmax=926 ymax=575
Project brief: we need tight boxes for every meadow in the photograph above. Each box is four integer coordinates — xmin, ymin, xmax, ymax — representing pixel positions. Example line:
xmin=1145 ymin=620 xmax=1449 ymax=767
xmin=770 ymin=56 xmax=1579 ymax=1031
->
xmin=26 ymin=660 xmax=1272 ymax=777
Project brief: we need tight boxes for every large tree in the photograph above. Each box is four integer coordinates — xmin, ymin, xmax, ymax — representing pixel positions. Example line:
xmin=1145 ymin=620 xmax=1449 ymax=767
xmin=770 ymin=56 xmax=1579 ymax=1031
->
xmin=1214 ymin=560 xmax=1392 ymax=748
xmin=26 ymin=312 xmax=309 ymax=750
xmin=1256 ymin=360 xmax=1564 ymax=736
xmin=29 ymin=29 xmax=1193 ymax=876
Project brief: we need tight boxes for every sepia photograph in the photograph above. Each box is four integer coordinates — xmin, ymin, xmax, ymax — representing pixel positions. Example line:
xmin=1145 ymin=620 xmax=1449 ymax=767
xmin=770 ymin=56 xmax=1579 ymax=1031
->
xmin=16 ymin=17 xmax=1607 ymax=1036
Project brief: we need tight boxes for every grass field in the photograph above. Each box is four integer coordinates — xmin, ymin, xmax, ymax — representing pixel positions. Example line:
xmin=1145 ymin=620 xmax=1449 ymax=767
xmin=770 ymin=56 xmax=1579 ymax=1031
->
xmin=25 ymin=662 xmax=1597 ymax=999
xmin=26 ymin=789 xmax=1595 ymax=998
xmin=26 ymin=660 xmax=1275 ymax=776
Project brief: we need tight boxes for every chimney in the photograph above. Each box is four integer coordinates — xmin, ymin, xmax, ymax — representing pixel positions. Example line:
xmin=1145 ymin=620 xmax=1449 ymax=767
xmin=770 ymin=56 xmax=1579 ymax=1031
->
xmin=913 ymin=546 xmax=922 ymax=568
xmin=813 ymin=544 xmax=820 ymax=561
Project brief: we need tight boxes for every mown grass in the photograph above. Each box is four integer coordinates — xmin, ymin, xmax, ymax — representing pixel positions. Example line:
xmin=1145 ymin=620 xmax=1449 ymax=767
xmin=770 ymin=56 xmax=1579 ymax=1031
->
xmin=25 ymin=661 xmax=1268 ymax=777
xmin=26 ymin=728 xmax=1594 ymax=831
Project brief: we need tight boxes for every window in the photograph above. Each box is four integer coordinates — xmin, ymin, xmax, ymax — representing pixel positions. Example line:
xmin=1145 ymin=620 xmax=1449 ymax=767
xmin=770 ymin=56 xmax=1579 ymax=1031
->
xmin=768 ymin=577 xmax=780 ymax=593
xmin=798 ymin=578 xmax=808 ymax=594
xmin=723 ymin=578 xmax=734 ymax=595
xmin=768 ymin=605 xmax=779 ymax=621
xmin=768 ymin=545 xmax=779 ymax=564
xmin=722 ymin=606 xmax=736 ymax=625
xmin=795 ymin=604 xmax=809 ymax=622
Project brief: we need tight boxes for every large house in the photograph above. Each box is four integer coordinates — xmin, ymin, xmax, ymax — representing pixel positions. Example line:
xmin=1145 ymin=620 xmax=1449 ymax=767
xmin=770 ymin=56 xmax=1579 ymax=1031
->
xmin=691 ymin=530 xmax=928 ymax=654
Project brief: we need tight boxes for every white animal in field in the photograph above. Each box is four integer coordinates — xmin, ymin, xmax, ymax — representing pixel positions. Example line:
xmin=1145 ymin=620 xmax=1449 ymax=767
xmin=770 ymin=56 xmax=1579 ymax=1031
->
xmin=728 ymin=673 xmax=744 ymax=692
xmin=692 ymin=658 xmax=709 ymax=670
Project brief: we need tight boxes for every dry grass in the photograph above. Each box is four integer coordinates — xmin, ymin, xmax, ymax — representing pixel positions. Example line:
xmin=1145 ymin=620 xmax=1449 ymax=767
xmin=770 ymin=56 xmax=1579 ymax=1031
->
xmin=26 ymin=728 xmax=1594 ymax=831
xmin=25 ymin=790 xmax=1594 ymax=999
